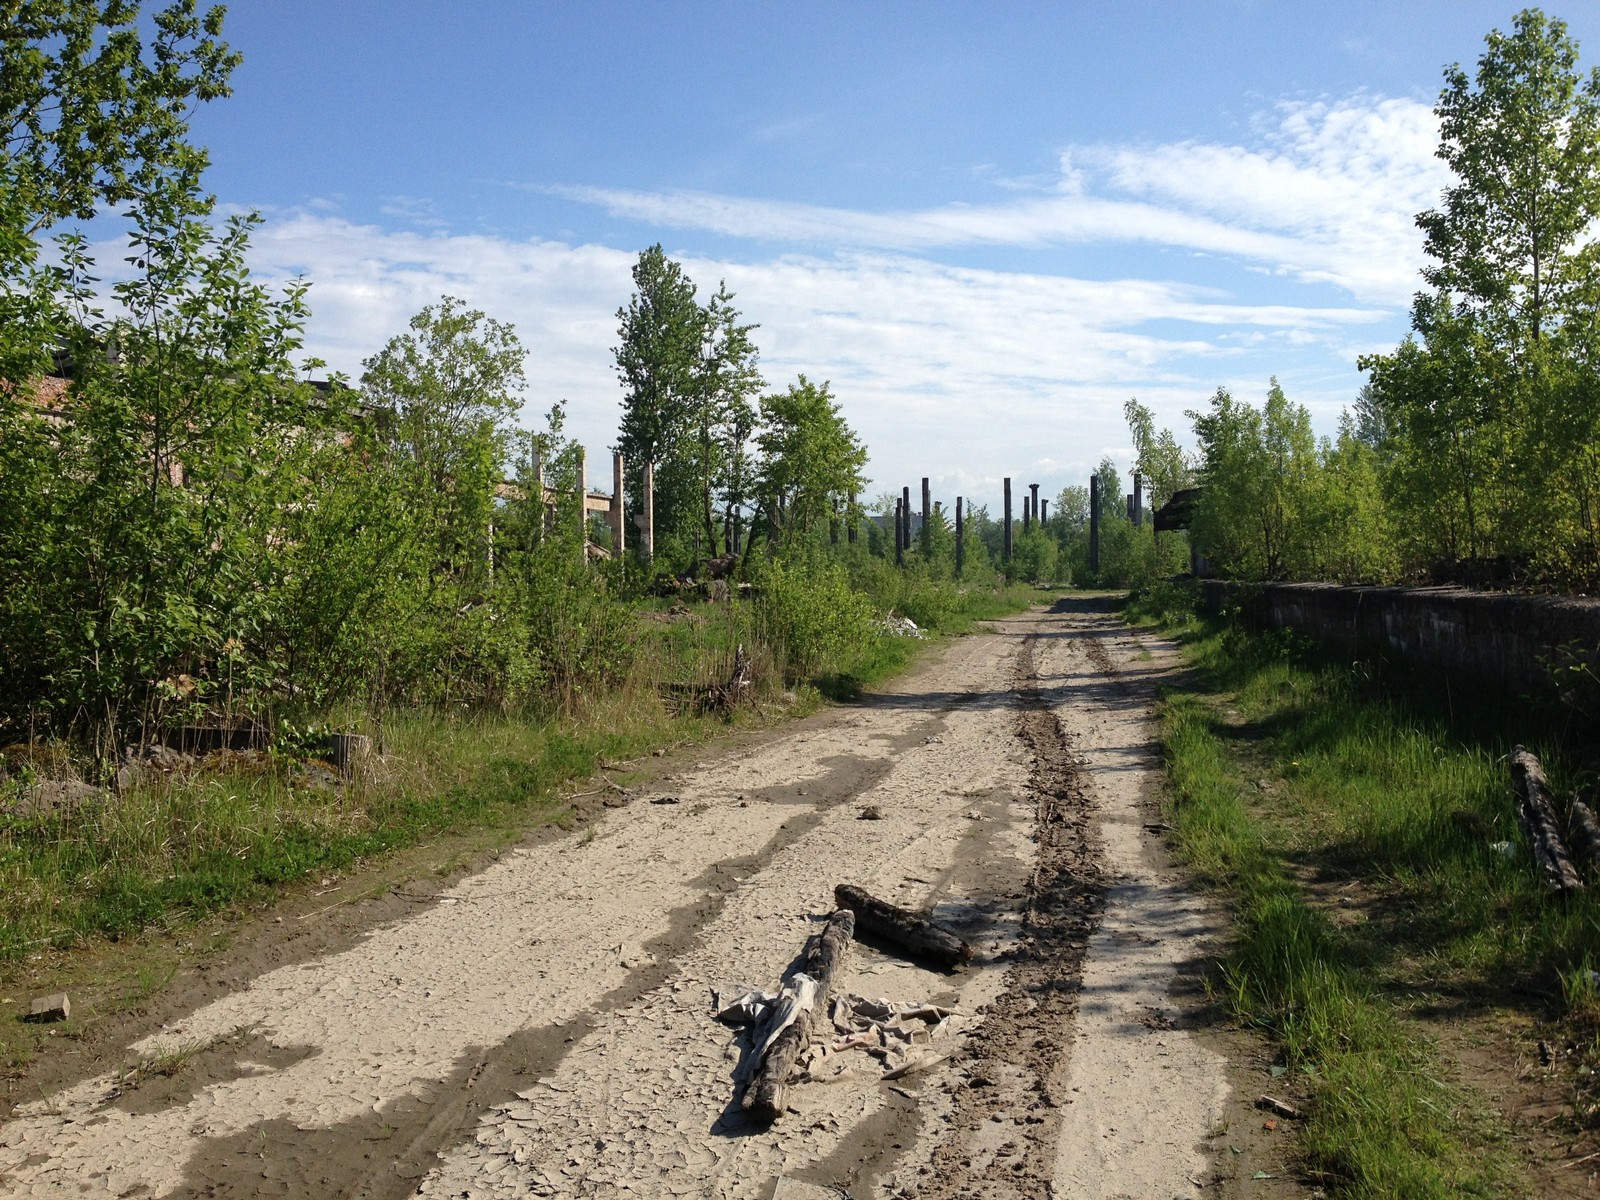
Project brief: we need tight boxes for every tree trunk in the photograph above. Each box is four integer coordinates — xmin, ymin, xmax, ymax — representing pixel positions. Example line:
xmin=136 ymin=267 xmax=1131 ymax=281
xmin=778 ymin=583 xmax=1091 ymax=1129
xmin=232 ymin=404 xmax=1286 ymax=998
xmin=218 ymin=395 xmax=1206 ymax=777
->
xmin=742 ymin=908 xmax=854 ymax=1122
xmin=1511 ymin=745 xmax=1583 ymax=894
xmin=833 ymin=883 xmax=973 ymax=968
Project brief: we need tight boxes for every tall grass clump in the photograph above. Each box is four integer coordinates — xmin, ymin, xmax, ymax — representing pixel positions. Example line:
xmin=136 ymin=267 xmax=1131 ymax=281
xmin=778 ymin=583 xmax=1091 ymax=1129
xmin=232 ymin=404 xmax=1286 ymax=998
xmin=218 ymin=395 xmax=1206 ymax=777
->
xmin=1142 ymin=598 xmax=1571 ymax=1195
xmin=753 ymin=551 xmax=876 ymax=680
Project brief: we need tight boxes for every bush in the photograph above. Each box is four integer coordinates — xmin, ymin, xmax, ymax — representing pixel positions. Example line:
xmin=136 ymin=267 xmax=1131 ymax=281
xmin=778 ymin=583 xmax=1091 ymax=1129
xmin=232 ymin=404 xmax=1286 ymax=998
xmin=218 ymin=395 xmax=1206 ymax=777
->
xmin=755 ymin=552 xmax=876 ymax=679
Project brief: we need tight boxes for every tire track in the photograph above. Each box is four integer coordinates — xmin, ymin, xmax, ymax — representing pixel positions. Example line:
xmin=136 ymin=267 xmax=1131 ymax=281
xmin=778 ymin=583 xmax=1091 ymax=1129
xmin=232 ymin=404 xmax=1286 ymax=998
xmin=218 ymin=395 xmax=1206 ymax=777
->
xmin=915 ymin=633 xmax=1106 ymax=1200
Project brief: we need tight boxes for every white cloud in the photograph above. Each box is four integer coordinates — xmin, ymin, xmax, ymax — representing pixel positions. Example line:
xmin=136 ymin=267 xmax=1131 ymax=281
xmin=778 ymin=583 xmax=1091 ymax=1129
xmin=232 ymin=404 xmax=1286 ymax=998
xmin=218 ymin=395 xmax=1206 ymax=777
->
xmin=545 ymin=94 xmax=1447 ymax=308
xmin=220 ymin=92 xmax=1446 ymax=504
xmin=244 ymin=212 xmax=1391 ymax=504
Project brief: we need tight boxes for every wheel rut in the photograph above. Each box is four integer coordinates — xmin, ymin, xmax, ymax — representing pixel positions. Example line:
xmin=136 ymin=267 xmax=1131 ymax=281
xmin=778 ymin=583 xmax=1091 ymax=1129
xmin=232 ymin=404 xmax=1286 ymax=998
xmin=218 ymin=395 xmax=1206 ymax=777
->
xmin=914 ymin=633 xmax=1107 ymax=1200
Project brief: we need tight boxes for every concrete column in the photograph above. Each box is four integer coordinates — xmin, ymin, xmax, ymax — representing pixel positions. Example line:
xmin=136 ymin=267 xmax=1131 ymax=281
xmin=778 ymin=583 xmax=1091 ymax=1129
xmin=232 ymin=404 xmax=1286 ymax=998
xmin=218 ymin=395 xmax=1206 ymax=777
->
xmin=955 ymin=496 xmax=965 ymax=576
xmin=576 ymin=447 xmax=587 ymax=565
xmin=920 ymin=477 xmax=931 ymax=554
xmin=1003 ymin=478 xmax=1013 ymax=561
xmin=611 ymin=452 xmax=626 ymax=558
xmin=1089 ymin=474 xmax=1101 ymax=573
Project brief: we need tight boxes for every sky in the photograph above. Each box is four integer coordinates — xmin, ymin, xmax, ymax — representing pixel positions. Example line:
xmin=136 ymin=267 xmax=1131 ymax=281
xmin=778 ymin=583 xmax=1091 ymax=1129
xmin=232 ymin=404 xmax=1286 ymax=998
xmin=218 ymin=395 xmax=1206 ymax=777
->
xmin=164 ymin=1 xmax=1600 ymax=512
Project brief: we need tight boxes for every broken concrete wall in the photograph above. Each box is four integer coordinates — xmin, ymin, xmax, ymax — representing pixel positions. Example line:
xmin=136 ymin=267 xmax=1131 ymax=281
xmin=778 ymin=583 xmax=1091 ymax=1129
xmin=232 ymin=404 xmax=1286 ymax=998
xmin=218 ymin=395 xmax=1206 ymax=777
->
xmin=1200 ymin=581 xmax=1600 ymax=699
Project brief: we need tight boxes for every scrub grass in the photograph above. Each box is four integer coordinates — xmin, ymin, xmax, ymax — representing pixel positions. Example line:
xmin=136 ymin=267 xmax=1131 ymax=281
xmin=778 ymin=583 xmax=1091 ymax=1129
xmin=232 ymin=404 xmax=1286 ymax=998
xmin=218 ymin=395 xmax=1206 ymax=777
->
xmin=0 ymin=582 xmax=1047 ymax=967
xmin=1128 ymin=581 xmax=1599 ymax=1197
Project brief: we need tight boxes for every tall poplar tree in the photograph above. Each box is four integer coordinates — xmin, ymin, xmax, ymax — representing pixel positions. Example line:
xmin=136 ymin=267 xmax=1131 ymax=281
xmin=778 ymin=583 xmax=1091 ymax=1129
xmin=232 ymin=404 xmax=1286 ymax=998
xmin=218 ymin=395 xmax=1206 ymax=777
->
xmin=613 ymin=245 xmax=705 ymax=562
xmin=1363 ymin=8 xmax=1600 ymax=580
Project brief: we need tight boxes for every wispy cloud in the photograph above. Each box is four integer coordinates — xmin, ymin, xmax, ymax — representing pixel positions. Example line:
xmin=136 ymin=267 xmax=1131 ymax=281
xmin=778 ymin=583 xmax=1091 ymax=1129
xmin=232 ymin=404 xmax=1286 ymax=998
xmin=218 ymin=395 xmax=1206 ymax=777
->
xmin=546 ymin=95 xmax=1446 ymax=307
xmin=232 ymin=93 xmax=1439 ymax=503
xmin=243 ymin=212 xmax=1391 ymax=502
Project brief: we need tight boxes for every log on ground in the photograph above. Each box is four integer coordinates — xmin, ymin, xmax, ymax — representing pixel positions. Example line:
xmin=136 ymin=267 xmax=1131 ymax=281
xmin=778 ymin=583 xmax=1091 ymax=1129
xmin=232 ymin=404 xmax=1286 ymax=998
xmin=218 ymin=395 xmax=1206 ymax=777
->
xmin=1511 ymin=745 xmax=1583 ymax=894
xmin=742 ymin=908 xmax=855 ymax=1123
xmin=833 ymin=883 xmax=973 ymax=968
xmin=1569 ymin=796 xmax=1600 ymax=879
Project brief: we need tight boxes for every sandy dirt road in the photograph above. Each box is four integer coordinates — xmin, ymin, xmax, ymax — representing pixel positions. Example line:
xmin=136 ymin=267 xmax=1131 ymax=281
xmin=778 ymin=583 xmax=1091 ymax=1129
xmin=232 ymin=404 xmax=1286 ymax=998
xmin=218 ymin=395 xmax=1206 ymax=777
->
xmin=0 ymin=600 xmax=1247 ymax=1199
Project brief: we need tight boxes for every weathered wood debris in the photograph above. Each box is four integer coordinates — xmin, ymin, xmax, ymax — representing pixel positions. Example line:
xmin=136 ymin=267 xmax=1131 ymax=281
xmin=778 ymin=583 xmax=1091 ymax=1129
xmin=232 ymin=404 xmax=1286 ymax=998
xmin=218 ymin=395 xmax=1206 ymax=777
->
xmin=1510 ymin=745 xmax=1583 ymax=894
xmin=742 ymin=908 xmax=855 ymax=1122
xmin=833 ymin=883 xmax=973 ymax=969
xmin=661 ymin=643 xmax=751 ymax=716
xmin=1568 ymin=794 xmax=1600 ymax=879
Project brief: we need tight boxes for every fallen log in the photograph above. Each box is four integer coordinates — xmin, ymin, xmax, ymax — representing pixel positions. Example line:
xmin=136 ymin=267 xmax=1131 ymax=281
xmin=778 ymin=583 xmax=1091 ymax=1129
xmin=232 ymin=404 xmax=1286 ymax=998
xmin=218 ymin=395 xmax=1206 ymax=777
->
xmin=743 ymin=908 xmax=854 ymax=1122
xmin=833 ymin=883 xmax=973 ymax=969
xmin=1511 ymin=746 xmax=1583 ymax=894
xmin=1569 ymin=795 xmax=1600 ymax=879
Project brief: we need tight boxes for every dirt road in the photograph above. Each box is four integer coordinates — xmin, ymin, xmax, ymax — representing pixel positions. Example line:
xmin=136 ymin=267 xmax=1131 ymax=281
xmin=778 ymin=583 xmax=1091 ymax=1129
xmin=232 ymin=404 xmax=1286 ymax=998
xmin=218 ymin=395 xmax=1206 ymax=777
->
xmin=0 ymin=601 xmax=1251 ymax=1199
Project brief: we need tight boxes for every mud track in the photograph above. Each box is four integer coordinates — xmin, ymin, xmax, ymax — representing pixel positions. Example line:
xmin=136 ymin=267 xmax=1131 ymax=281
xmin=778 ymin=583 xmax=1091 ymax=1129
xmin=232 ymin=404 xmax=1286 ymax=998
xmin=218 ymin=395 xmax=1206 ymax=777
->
xmin=0 ymin=602 xmax=1266 ymax=1199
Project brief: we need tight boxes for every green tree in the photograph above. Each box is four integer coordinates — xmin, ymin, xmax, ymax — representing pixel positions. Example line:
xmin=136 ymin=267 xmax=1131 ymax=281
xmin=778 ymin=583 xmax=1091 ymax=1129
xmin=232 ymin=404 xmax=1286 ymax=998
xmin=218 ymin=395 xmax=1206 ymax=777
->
xmin=1420 ymin=9 xmax=1600 ymax=354
xmin=1189 ymin=381 xmax=1320 ymax=580
xmin=750 ymin=375 xmax=867 ymax=552
xmin=1360 ymin=9 xmax=1600 ymax=583
xmin=1 ymin=0 xmax=239 ymax=384
xmin=696 ymin=282 xmax=764 ymax=557
xmin=1 ymin=0 xmax=238 ymax=236
xmin=613 ymin=245 xmax=705 ymax=563
xmin=0 ymin=175 xmax=331 ymax=740
xmin=1123 ymin=398 xmax=1193 ymax=512
xmin=361 ymin=296 xmax=526 ymax=583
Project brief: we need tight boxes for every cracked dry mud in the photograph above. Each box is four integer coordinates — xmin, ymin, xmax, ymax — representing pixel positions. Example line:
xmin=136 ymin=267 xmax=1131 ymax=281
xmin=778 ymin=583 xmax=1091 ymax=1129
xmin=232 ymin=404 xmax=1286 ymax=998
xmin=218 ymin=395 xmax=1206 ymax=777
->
xmin=0 ymin=601 xmax=1241 ymax=1199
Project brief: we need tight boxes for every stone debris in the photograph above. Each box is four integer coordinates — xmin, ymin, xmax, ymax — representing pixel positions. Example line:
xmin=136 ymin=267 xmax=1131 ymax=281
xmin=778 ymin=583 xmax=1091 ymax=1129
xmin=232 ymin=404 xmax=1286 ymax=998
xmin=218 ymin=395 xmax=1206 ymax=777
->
xmin=26 ymin=992 xmax=69 ymax=1023
xmin=879 ymin=613 xmax=925 ymax=638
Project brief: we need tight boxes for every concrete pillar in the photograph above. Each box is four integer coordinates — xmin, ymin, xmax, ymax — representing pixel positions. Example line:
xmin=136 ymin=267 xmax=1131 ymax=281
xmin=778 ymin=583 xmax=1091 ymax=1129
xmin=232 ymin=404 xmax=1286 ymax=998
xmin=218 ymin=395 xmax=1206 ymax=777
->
xmin=1133 ymin=472 xmax=1144 ymax=528
xmin=642 ymin=459 xmax=655 ymax=563
xmin=1003 ymin=478 xmax=1013 ymax=561
xmin=576 ymin=446 xmax=587 ymax=564
xmin=894 ymin=497 xmax=905 ymax=567
xmin=955 ymin=496 xmax=965 ymax=576
xmin=611 ymin=452 xmax=626 ymax=558
xmin=920 ymin=477 xmax=931 ymax=554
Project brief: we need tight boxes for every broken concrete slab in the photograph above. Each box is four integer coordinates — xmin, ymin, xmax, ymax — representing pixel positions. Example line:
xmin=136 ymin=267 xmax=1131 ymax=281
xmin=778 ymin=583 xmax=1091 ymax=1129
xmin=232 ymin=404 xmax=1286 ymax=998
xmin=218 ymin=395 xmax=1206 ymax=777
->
xmin=26 ymin=992 xmax=69 ymax=1023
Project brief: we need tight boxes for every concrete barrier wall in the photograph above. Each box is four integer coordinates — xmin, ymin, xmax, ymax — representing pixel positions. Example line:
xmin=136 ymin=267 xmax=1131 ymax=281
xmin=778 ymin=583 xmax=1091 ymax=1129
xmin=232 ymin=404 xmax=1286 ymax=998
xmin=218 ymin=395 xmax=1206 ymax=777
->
xmin=1199 ymin=581 xmax=1600 ymax=697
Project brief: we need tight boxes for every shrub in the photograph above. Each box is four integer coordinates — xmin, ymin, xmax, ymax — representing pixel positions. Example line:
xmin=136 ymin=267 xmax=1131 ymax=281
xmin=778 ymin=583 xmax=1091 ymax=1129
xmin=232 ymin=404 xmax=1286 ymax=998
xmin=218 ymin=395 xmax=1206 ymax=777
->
xmin=754 ymin=553 xmax=876 ymax=679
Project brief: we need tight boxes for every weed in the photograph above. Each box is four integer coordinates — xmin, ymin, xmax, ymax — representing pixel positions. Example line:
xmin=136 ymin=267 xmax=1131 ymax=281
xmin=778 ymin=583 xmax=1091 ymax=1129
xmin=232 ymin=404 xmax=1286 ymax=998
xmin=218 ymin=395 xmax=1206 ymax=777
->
xmin=1144 ymin=600 xmax=1555 ymax=1196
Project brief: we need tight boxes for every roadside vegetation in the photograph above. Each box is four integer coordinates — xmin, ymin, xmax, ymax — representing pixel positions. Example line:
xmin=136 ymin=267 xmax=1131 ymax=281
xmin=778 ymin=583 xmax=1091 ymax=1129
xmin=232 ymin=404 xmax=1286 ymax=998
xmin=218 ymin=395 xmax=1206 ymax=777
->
xmin=1038 ymin=10 xmax=1600 ymax=596
xmin=1128 ymin=580 xmax=1600 ymax=1197
xmin=0 ymin=3 xmax=1046 ymax=972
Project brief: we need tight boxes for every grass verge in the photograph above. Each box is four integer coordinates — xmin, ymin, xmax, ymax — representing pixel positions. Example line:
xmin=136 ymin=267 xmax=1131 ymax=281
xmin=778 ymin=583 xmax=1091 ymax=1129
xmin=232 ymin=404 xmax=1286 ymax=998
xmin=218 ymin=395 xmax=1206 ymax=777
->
xmin=1126 ymin=581 xmax=1600 ymax=1197
xmin=0 ymin=580 xmax=1044 ymax=982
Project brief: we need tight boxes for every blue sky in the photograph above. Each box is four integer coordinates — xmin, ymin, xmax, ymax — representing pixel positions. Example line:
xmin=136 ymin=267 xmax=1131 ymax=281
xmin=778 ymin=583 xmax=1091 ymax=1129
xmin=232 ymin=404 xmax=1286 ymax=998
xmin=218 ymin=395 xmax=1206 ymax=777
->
xmin=173 ymin=2 xmax=1600 ymax=511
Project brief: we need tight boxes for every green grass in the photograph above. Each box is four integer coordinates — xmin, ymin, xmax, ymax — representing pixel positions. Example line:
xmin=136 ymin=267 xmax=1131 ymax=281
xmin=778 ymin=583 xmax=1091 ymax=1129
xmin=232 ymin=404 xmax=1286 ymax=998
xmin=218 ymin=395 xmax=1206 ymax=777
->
xmin=0 ymin=708 xmax=689 ymax=959
xmin=0 ymin=576 xmax=1048 ymax=963
xmin=1128 ymin=583 xmax=1600 ymax=1196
